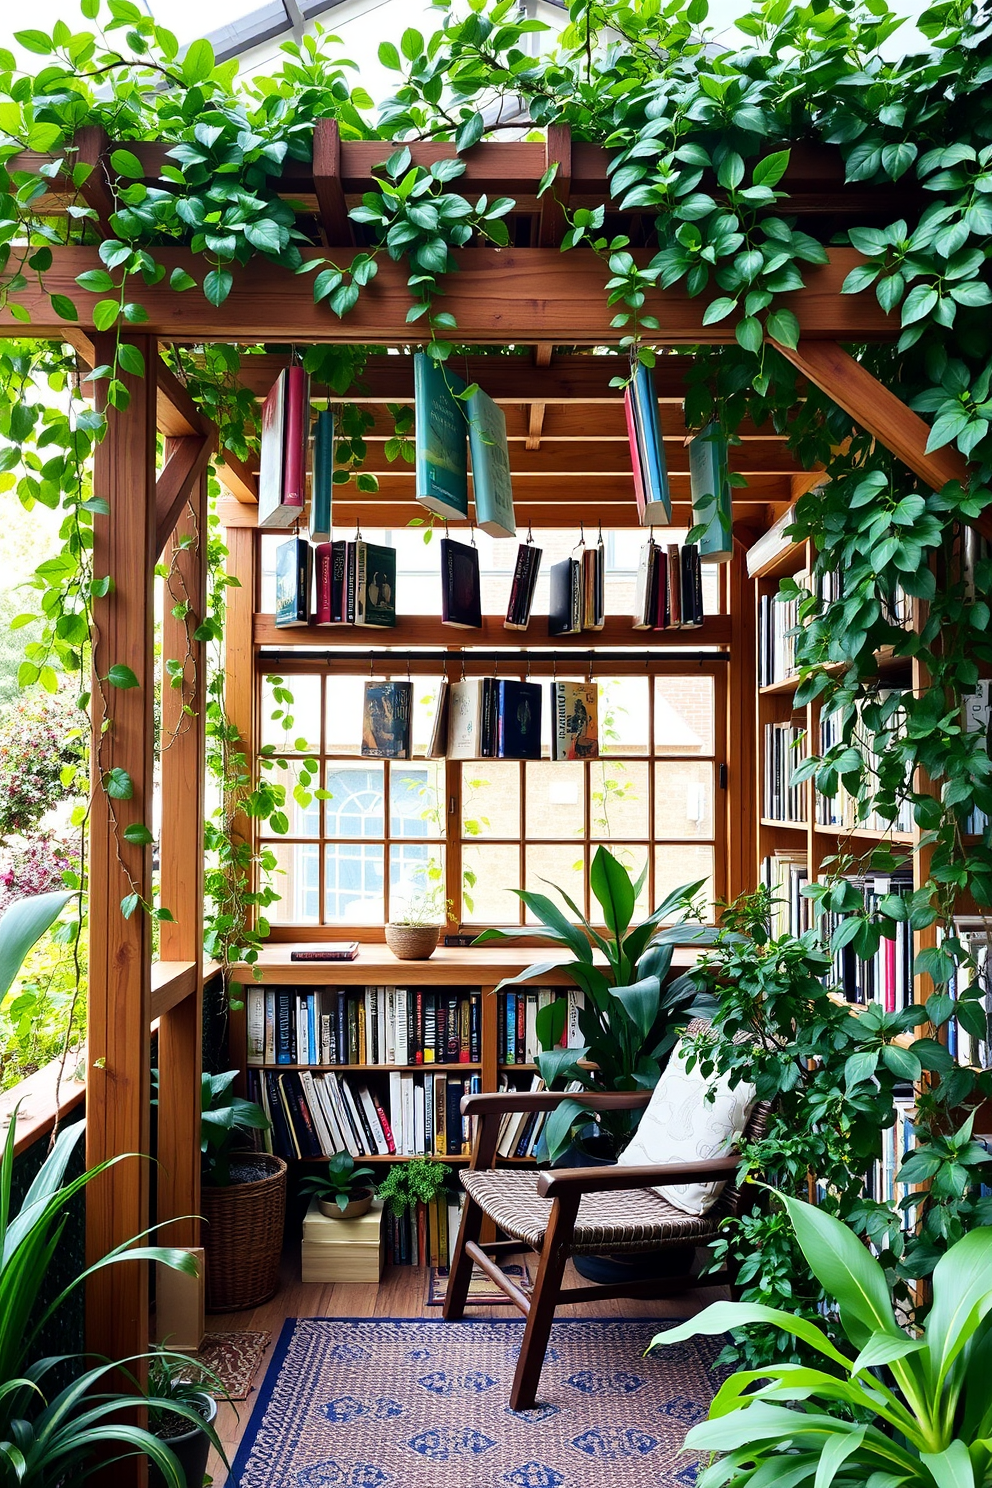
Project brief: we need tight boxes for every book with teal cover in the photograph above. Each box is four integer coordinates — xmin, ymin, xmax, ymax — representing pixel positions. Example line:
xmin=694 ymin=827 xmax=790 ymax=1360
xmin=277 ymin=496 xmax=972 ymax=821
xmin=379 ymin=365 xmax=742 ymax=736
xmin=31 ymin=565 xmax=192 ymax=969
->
xmin=689 ymin=422 xmax=733 ymax=563
xmin=467 ymin=385 xmax=515 ymax=537
xmin=632 ymin=361 xmax=672 ymax=525
xmin=310 ymin=408 xmax=334 ymax=544
xmin=414 ymin=352 xmax=468 ymax=520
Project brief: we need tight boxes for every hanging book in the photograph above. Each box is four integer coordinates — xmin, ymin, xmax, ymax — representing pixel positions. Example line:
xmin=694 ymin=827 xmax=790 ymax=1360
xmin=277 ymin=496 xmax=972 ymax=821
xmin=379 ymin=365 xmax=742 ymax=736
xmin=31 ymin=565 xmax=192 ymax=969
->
xmin=258 ymin=371 xmax=292 ymax=529
xmin=426 ymin=678 xmax=450 ymax=759
xmin=551 ymin=681 xmax=599 ymax=761
xmin=440 ymin=536 xmax=482 ymax=629
xmin=447 ymin=679 xmax=483 ymax=759
xmin=652 ymin=546 xmax=669 ymax=630
xmin=631 ymin=540 xmax=657 ymax=630
xmin=310 ymin=407 xmax=335 ymax=544
xmin=626 ymin=361 xmax=671 ymax=526
xmin=681 ymin=543 xmax=704 ymax=627
xmin=314 ymin=538 xmax=347 ymax=625
xmin=504 ymin=540 xmax=542 ymax=631
xmin=354 ymin=540 xmax=397 ymax=628
xmin=467 ymin=385 xmax=515 ymax=538
xmin=494 ymin=680 xmax=542 ymax=760
xmin=275 ymin=536 xmax=312 ymax=627
xmin=283 ymin=364 xmax=309 ymax=508
xmin=548 ymin=557 xmax=582 ymax=636
xmin=689 ymin=422 xmax=733 ymax=563
xmin=667 ymin=542 xmax=683 ymax=627
xmin=582 ymin=542 xmax=605 ymax=631
xmin=414 ymin=352 xmax=468 ymax=521
xmin=362 ymin=681 xmax=413 ymax=759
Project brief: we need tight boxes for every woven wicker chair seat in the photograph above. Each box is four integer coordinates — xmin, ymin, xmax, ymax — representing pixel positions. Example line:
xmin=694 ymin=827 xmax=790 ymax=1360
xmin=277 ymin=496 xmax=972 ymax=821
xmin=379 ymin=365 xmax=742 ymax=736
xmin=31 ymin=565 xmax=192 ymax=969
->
xmin=460 ymin=1169 xmax=729 ymax=1254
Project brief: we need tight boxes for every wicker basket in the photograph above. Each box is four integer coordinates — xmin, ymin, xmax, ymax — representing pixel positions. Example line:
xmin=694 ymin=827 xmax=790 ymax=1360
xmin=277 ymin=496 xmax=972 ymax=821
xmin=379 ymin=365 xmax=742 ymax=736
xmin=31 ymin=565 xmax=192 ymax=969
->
xmin=201 ymin=1152 xmax=287 ymax=1312
xmin=384 ymin=923 xmax=440 ymax=960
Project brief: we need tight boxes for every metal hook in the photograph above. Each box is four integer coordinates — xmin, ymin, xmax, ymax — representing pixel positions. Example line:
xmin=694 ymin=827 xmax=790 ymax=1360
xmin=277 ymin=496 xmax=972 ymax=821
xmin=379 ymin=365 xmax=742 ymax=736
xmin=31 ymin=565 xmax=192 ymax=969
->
xmin=525 ymin=655 xmax=531 ymax=680
xmin=597 ymin=520 xmax=604 ymax=549
xmin=460 ymin=652 xmax=467 ymax=682
xmin=470 ymin=522 xmax=477 ymax=548
xmin=552 ymin=655 xmax=557 ymax=681
xmin=355 ymin=517 xmax=362 ymax=541
xmin=574 ymin=522 xmax=586 ymax=553
xmin=369 ymin=652 xmax=375 ymax=679
xmin=444 ymin=516 xmax=449 ymax=538
xmin=526 ymin=522 xmax=534 ymax=546
xmin=406 ymin=651 xmax=412 ymax=682
xmin=493 ymin=655 xmax=500 ymax=680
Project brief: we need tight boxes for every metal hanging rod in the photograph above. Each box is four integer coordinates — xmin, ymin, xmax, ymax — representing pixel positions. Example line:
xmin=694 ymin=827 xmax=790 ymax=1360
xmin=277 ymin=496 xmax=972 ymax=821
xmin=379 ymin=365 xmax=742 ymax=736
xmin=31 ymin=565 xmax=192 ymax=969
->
xmin=260 ymin=649 xmax=730 ymax=666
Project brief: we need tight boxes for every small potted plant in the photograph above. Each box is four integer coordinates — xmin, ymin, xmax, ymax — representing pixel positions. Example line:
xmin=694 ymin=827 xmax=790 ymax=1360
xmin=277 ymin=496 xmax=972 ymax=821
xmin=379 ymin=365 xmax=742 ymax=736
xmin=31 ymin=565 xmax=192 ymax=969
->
xmin=384 ymin=879 xmax=453 ymax=961
xmin=146 ymin=1347 xmax=227 ymax=1488
xmin=200 ymin=1070 xmax=287 ymax=1312
xmin=300 ymin=1151 xmax=377 ymax=1219
xmin=375 ymin=1154 xmax=451 ymax=1217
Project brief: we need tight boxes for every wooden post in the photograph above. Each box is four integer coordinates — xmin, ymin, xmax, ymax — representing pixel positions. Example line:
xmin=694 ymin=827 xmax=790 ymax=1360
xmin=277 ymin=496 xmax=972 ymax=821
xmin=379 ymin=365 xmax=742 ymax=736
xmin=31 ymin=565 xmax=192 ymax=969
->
xmin=86 ymin=336 xmax=156 ymax=1457
xmin=728 ymin=535 xmax=758 ymax=901
xmin=223 ymin=525 xmax=257 ymax=1089
xmin=157 ymin=467 xmax=208 ymax=1249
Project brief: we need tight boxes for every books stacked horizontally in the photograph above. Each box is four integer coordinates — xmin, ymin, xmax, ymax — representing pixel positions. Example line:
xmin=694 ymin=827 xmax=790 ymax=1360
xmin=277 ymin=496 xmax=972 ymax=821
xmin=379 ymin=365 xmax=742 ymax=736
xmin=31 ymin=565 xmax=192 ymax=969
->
xmin=246 ymin=986 xmax=481 ymax=1066
xmin=247 ymin=1067 xmax=480 ymax=1160
xmin=498 ymin=988 xmax=584 ymax=1064
xmin=504 ymin=539 xmax=543 ymax=631
xmin=817 ymin=698 xmax=913 ymax=833
xmin=386 ymin=1193 xmax=465 ymax=1268
xmin=760 ymin=850 xmax=809 ymax=939
xmin=632 ymin=540 xmax=703 ymax=629
xmin=757 ymin=569 xmax=807 ymax=684
xmin=258 ymin=365 xmax=310 ymax=530
xmin=763 ymin=721 xmax=808 ymax=822
xmin=275 ymin=534 xmax=397 ymax=629
xmin=548 ymin=541 xmax=605 ymax=637
xmin=624 ymin=360 xmax=671 ymax=527
xmin=820 ymin=869 xmax=913 ymax=1009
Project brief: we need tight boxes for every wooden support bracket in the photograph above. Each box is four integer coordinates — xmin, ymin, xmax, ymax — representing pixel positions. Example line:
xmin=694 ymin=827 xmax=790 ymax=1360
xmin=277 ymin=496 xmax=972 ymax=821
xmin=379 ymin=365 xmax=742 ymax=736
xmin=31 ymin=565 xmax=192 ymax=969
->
xmin=538 ymin=124 xmax=572 ymax=248
xmin=72 ymin=125 xmax=116 ymax=239
xmin=155 ymin=435 xmax=212 ymax=556
xmin=215 ymin=448 xmax=258 ymax=503
xmin=526 ymin=342 xmax=554 ymax=451
xmin=313 ymin=118 xmax=354 ymax=246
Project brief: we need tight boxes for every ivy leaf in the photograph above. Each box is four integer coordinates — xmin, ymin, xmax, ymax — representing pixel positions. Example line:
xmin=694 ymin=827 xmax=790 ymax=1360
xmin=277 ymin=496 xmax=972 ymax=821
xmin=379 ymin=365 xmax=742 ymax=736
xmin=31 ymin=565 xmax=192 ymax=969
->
xmin=110 ymin=148 xmax=144 ymax=180
xmin=753 ymin=149 xmax=790 ymax=188
xmin=50 ymin=294 xmax=78 ymax=321
xmin=455 ymin=113 xmax=485 ymax=153
xmin=92 ymin=299 xmax=120 ymax=332
xmin=77 ymin=269 xmax=114 ymax=293
xmin=735 ymin=316 xmax=763 ymax=354
xmin=203 ymin=268 xmax=233 ymax=306
xmin=766 ymin=307 xmax=800 ymax=349
xmin=117 ymin=342 xmax=145 ymax=377
xmin=106 ymin=664 xmax=139 ymax=689
xmin=104 ymin=767 xmax=134 ymax=800
xmin=182 ymin=37 xmax=214 ymax=84
xmin=169 ymin=267 xmax=197 ymax=292
xmin=123 ymin=823 xmax=154 ymax=845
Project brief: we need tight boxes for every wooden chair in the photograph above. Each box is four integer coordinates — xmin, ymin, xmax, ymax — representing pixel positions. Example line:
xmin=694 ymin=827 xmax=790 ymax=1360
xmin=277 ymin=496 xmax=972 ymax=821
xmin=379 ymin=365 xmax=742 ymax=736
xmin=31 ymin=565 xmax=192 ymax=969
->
xmin=443 ymin=1088 xmax=767 ymax=1411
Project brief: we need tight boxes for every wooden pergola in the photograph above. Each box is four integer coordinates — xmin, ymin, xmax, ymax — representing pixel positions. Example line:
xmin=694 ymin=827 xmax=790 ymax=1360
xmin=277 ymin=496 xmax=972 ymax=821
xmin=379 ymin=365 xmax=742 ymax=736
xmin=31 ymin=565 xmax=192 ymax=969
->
xmin=0 ymin=124 xmax=972 ymax=1486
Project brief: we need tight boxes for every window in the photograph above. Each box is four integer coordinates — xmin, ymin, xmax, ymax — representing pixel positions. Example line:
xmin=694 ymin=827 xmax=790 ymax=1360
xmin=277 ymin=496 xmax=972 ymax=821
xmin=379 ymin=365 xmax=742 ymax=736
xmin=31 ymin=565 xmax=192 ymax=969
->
xmin=257 ymin=664 xmax=725 ymax=930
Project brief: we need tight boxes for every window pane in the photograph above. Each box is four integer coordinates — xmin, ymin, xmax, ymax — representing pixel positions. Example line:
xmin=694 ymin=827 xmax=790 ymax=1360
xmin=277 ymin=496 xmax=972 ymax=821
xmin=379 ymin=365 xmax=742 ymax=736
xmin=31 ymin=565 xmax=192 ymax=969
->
xmin=655 ymin=761 xmax=714 ymax=839
xmin=262 ymin=842 xmax=320 ymax=925
xmin=259 ymin=759 xmax=321 ymax=838
xmin=589 ymin=760 xmax=649 ymax=839
xmin=462 ymin=844 xmax=520 ymax=924
xmin=324 ymin=676 xmax=367 ymax=756
xmin=525 ymin=761 xmax=584 ymax=840
xmin=597 ymin=844 xmax=649 ymax=921
xmin=600 ymin=677 xmax=649 ymax=755
xmin=525 ymin=844 xmax=585 ymax=923
xmin=389 ymin=845 xmax=446 ymax=922
xmin=324 ymin=763 xmax=384 ymax=838
xmin=654 ymin=675 xmax=715 ymax=756
xmin=461 ymin=761 xmax=520 ymax=839
xmin=654 ymin=844 xmax=715 ymax=921
xmin=325 ymin=844 xmax=384 ymax=923
xmin=391 ymin=762 xmax=445 ymax=838
xmin=260 ymin=674 xmax=321 ymax=753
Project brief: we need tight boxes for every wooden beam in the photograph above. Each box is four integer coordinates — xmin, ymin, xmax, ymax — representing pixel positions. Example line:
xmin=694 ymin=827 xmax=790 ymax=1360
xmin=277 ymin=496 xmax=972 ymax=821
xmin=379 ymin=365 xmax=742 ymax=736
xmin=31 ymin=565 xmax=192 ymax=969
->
xmin=313 ymin=118 xmax=353 ymax=246
xmin=230 ymin=499 xmax=776 ymax=530
xmin=352 ymin=437 xmax=800 ymax=477
xmin=525 ymin=343 xmax=554 ymax=451
xmin=0 ymin=247 xmax=896 ymax=344
xmin=157 ymin=471 xmax=207 ymax=1249
xmin=155 ymin=435 xmax=212 ymax=556
xmin=72 ymin=125 xmax=116 ymax=238
xmin=330 ymin=473 xmax=790 ymax=503
xmin=156 ymin=357 xmax=208 ymax=438
xmin=215 ymin=448 xmax=258 ymax=503
xmin=86 ymin=335 xmax=156 ymax=1458
xmin=150 ymin=962 xmax=199 ymax=1022
xmin=253 ymin=612 xmax=733 ymax=649
xmin=772 ymin=340 xmax=969 ymax=491
xmin=538 ymin=124 xmax=571 ymax=248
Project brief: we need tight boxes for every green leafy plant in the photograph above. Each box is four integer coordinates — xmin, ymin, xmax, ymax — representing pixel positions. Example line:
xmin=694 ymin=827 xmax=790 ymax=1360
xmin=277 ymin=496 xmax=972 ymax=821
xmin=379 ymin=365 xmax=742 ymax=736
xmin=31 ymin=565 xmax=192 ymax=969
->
xmin=200 ymin=1070 xmax=271 ymax=1188
xmin=476 ymin=846 xmax=713 ymax=1160
xmin=653 ymin=1196 xmax=992 ymax=1488
xmin=300 ymin=1152 xmax=377 ymax=1214
xmin=375 ymin=1156 xmax=450 ymax=1216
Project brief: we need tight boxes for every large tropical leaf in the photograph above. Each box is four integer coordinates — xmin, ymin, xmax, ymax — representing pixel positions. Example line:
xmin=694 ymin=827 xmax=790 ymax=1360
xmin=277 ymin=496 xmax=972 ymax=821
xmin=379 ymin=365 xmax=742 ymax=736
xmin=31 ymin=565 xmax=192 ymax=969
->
xmin=0 ymin=891 xmax=71 ymax=1002
xmin=590 ymin=846 xmax=635 ymax=942
xmin=515 ymin=891 xmax=594 ymax=964
xmin=634 ymin=940 xmax=673 ymax=982
xmin=492 ymin=960 xmax=573 ymax=995
xmin=535 ymin=995 xmax=567 ymax=1050
xmin=609 ymin=976 xmax=661 ymax=1040
xmin=654 ymin=1302 xmax=854 ymax=1371
xmin=535 ymin=1047 xmax=589 ymax=1089
xmin=925 ymin=1224 xmax=992 ymax=1402
xmin=779 ymin=1194 xmax=903 ymax=1350
xmin=920 ymin=1441 xmax=975 ymax=1488
xmin=542 ymin=1096 xmax=595 ymax=1162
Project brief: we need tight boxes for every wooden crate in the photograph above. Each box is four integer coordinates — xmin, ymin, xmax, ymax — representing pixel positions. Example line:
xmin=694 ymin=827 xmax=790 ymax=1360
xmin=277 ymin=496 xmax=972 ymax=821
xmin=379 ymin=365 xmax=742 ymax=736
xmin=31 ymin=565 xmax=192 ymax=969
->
xmin=301 ymin=1199 xmax=385 ymax=1284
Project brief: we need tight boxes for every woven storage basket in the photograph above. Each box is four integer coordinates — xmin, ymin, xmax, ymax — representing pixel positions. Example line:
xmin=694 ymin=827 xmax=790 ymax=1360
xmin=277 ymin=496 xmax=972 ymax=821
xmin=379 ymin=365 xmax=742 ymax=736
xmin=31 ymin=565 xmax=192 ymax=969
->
xmin=201 ymin=1153 xmax=287 ymax=1312
xmin=384 ymin=924 xmax=439 ymax=960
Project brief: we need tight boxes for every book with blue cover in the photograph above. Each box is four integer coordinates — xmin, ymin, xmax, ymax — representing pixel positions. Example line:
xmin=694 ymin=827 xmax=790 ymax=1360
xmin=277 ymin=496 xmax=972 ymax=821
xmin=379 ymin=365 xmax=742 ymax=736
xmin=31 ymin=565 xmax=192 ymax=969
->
xmin=310 ymin=407 xmax=334 ymax=544
xmin=275 ymin=536 xmax=312 ymax=627
xmin=495 ymin=679 xmax=542 ymax=759
xmin=629 ymin=361 xmax=672 ymax=525
xmin=414 ymin=351 xmax=468 ymax=520
xmin=467 ymin=385 xmax=515 ymax=537
xmin=361 ymin=680 xmax=413 ymax=759
xmin=689 ymin=421 xmax=733 ymax=563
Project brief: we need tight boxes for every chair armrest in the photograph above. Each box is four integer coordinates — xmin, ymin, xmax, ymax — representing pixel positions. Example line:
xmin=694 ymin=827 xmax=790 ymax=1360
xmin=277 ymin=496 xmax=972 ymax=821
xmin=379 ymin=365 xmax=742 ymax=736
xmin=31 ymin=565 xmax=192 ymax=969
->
xmin=461 ymin=1090 xmax=651 ymax=1117
xmin=537 ymin=1155 xmax=739 ymax=1198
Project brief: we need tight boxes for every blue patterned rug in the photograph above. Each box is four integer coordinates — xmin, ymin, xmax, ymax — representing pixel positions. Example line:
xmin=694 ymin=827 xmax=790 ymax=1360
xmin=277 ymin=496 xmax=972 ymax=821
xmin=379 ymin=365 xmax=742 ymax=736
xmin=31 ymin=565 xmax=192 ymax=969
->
xmin=229 ymin=1317 xmax=720 ymax=1487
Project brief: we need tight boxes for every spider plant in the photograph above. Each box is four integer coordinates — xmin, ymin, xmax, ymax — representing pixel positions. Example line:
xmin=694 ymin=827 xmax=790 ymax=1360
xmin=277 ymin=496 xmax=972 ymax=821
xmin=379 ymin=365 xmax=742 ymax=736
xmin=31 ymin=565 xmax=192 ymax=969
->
xmin=475 ymin=846 xmax=716 ymax=1158
xmin=653 ymin=1194 xmax=992 ymax=1488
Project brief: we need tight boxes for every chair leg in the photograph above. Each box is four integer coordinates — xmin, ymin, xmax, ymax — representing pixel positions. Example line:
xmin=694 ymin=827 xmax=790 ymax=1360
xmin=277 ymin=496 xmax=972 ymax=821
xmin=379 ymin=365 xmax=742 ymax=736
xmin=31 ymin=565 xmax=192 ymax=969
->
xmin=442 ymin=1193 xmax=484 ymax=1321
xmin=509 ymin=1196 xmax=577 ymax=1412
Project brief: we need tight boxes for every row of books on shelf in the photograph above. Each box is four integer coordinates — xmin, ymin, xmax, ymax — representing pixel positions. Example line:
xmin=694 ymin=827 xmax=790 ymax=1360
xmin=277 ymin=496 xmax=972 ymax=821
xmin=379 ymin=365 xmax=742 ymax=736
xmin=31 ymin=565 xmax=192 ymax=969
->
xmin=763 ymin=722 xmax=808 ymax=822
xmin=386 ymin=1193 xmax=465 ymax=1268
xmin=947 ymin=924 xmax=992 ymax=1068
xmin=817 ymin=704 xmax=914 ymax=834
xmin=632 ymin=540 xmax=704 ymax=630
xmin=361 ymin=676 xmax=600 ymax=761
xmin=493 ymin=1074 xmax=585 ymax=1160
xmin=820 ymin=1092 xmax=916 ymax=1226
xmin=758 ymin=572 xmax=910 ymax=687
xmin=246 ymin=986 xmax=481 ymax=1067
xmin=497 ymin=989 xmax=585 ymax=1065
xmin=247 ymin=1067 xmax=481 ymax=1160
xmin=761 ymin=850 xmax=811 ymax=940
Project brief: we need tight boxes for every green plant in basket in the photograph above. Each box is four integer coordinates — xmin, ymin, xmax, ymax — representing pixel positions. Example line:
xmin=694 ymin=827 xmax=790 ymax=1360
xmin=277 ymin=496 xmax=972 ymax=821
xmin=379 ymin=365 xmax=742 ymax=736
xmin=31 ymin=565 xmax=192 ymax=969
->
xmin=653 ymin=1195 xmax=992 ymax=1488
xmin=200 ymin=1070 xmax=271 ymax=1188
xmin=475 ymin=846 xmax=716 ymax=1160
xmin=300 ymin=1152 xmax=377 ymax=1215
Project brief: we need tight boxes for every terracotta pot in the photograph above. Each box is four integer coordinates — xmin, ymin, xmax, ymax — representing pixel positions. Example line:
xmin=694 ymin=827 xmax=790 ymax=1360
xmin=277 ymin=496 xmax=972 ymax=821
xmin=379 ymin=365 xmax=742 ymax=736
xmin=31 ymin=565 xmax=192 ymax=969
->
xmin=201 ymin=1152 xmax=287 ymax=1312
xmin=384 ymin=923 xmax=440 ymax=960
xmin=318 ymin=1189 xmax=374 ymax=1220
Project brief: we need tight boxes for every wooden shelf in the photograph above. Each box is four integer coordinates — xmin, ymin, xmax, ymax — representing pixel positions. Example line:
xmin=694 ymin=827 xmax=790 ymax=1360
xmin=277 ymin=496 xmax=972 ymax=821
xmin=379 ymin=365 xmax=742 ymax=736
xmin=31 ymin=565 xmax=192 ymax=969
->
xmin=295 ymin=1152 xmax=471 ymax=1163
xmin=253 ymin=1063 xmax=480 ymax=1073
xmin=759 ymin=649 xmax=909 ymax=697
xmin=233 ymin=943 xmax=702 ymax=986
xmin=814 ymin=823 xmax=914 ymax=844
xmin=499 ymin=1063 xmax=537 ymax=1072
xmin=253 ymin=612 xmax=732 ymax=651
xmin=760 ymin=817 xmax=807 ymax=831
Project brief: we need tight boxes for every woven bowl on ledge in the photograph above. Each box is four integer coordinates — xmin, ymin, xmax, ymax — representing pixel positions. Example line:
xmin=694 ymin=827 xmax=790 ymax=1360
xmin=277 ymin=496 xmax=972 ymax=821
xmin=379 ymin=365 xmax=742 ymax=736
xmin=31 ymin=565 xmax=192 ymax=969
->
xmin=384 ymin=924 xmax=440 ymax=960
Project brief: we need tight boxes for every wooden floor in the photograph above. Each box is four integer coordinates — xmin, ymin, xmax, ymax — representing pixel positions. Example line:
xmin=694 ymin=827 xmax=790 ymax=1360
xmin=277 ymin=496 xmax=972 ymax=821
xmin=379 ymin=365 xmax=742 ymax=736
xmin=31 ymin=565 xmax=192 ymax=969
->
xmin=206 ymin=1250 xmax=719 ymax=1485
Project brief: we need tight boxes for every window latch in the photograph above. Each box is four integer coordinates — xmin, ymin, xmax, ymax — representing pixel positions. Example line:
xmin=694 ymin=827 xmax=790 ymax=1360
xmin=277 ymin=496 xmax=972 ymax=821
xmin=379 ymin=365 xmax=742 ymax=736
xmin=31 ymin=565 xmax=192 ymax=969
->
xmin=719 ymin=763 xmax=728 ymax=790
xmin=448 ymin=794 xmax=457 ymax=815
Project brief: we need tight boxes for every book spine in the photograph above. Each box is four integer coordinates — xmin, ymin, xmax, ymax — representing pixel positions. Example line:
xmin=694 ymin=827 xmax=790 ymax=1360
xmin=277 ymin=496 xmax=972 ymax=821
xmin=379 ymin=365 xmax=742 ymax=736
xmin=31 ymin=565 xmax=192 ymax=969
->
xmin=264 ymin=990 xmax=276 ymax=1064
xmin=448 ymin=994 xmax=460 ymax=1062
xmin=346 ymin=542 xmax=357 ymax=624
xmin=469 ymin=993 xmax=480 ymax=1062
xmin=506 ymin=544 xmax=529 ymax=627
xmin=424 ymin=992 xmax=436 ymax=1064
xmin=275 ymin=992 xmax=293 ymax=1064
xmin=354 ymin=540 xmax=367 ymax=625
xmin=414 ymin=991 xmax=424 ymax=1064
xmin=311 ymin=407 xmax=334 ymax=541
xmin=296 ymin=540 xmax=310 ymax=623
xmin=315 ymin=544 xmax=332 ymax=625
xmin=282 ymin=366 xmax=308 ymax=510
xmin=247 ymin=987 xmax=265 ymax=1065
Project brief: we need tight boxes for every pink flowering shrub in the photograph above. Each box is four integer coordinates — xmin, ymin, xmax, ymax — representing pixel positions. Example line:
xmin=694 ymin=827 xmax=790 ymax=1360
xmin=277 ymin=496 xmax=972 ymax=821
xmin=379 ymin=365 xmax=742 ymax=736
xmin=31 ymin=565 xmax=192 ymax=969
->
xmin=0 ymin=834 xmax=75 ymax=914
xmin=0 ymin=692 xmax=83 ymax=843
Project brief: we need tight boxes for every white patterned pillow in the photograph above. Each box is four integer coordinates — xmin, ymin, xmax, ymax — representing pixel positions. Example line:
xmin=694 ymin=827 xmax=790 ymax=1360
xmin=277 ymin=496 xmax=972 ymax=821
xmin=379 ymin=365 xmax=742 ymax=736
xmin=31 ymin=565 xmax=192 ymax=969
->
xmin=616 ymin=1038 xmax=756 ymax=1216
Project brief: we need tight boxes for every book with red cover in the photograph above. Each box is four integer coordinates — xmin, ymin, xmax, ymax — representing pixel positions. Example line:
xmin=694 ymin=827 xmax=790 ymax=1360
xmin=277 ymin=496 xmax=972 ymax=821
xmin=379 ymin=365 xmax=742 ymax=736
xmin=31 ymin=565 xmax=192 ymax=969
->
xmin=314 ymin=540 xmax=347 ymax=625
xmin=257 ymin=371 xmax=290 ymax=530
xmin=282 ymin=364 xmax=309 ymax=514
xmin=290 ymin=942 xmax=359 ymax=962
xmin=370 ymin=1089 xmax=397 ymax=1154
